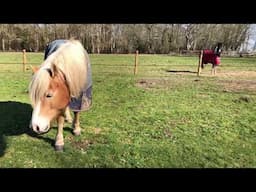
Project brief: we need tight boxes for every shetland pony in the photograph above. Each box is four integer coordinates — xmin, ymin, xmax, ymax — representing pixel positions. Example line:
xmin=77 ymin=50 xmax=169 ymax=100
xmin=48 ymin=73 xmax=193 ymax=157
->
xmin=29 ymin=39 xmax=92 ymax=151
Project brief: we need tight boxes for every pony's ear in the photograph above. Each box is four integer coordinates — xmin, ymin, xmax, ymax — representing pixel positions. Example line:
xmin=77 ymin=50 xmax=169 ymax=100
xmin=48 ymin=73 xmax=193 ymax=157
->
xmin=30 ymin=65 xmax=39 ymax=73
xmin=49 ymin=63 xmax=59 ymax=77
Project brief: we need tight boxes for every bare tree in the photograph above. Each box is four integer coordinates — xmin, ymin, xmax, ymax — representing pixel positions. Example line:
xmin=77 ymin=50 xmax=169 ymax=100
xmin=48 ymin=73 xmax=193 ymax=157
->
xmin=0 ymin=24 xmax=251 ymax=53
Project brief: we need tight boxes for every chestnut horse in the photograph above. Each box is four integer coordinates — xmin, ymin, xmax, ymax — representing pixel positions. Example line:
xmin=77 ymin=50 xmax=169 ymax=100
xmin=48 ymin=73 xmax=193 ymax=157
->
xmin=30 ymin=65 xmax=73 ymax=124
xmin=29 ymin=39 xmax=92 ymax=151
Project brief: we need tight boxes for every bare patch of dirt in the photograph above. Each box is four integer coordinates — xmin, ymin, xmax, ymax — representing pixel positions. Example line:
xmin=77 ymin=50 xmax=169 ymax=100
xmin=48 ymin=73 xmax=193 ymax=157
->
xmin=234 ymin=96 xmax=253 ymax=103
xmin=164 ymin=129 xmax=172 ymax=138
xmin=72 ymin=139 xmax=94 ymax=150
xmin=93 ymin=128 xmax=102 ymax=134
xmin=65 ymin=127 xmax=105 ymax=150
xmin=136 ymin=71 xmax=256 ymax=93
xmin=136 ymin=78 xmax=171 ymax=90
xmin=200 ymin=71 xmax=256 ymax=78
xmin=65 ymin=135 xmax=94 ymax=150
xmin=216 ymin=71 xmax=256 ymax=78
xmin=220 ymin=79 xmax=256 ymax=93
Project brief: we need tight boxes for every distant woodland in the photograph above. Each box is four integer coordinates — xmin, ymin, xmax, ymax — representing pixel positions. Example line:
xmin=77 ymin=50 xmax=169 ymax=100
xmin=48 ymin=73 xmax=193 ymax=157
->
xmin=0 ymin=24 xmax=250 ymax=53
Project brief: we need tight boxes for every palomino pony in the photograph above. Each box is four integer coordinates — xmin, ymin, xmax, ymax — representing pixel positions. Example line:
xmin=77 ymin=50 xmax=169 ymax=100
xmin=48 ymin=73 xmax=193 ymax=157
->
xmin=29 ymin=39 xmax=92 ymax=151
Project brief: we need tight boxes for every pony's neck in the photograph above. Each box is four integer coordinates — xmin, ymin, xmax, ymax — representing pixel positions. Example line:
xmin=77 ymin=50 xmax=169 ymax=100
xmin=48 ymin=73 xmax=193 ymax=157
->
xmin=55 ymin=70 xmax=71 ymax=99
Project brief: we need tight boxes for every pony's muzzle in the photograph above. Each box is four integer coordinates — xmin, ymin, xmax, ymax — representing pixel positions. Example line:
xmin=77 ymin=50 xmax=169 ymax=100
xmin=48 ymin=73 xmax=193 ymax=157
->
xmin=31 ymin=123 xmax=50 ymax=134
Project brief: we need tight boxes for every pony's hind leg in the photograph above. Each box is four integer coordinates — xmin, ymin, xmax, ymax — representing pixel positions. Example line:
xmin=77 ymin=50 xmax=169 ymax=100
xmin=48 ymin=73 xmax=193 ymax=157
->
xmin=64 ymin=107 xmax=73 ymax=123
xmin=211 ymin=64 xmax=217 ymax=75
xmin=72 ymin=111 xmax=81 ymax=136
xmin=55 ymin=114 xmax=65 ymax=151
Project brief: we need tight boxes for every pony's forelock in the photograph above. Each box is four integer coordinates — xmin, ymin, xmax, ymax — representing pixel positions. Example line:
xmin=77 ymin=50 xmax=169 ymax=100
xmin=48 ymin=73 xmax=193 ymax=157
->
xmin=29 ymin=68 xmax=50 ymax=106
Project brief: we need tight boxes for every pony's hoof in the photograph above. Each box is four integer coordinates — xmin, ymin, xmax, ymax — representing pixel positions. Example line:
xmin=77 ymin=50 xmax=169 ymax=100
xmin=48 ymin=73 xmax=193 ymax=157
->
xmin=55 ymin=145 xmax=64 ymax=151
xmin=73 ymin=130 xmax=81 ymax=136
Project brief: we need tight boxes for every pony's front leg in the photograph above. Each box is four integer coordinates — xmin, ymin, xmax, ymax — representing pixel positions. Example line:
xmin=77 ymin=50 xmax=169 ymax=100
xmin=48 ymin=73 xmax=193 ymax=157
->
xmin=211 ymin=65 xmax=216 ymax=75
xmin=72 ymin=111 xmax=81 ymax=136
xmin=55 ymin=114 xmax=65 ymax=151
xmin=64 ymin=107 xmax=73 ymax=123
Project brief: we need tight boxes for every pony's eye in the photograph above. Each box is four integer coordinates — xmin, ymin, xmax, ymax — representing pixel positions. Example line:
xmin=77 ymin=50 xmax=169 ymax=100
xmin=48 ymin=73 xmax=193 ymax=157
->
xmin=46 ymin=93 xmax=53 ymax=98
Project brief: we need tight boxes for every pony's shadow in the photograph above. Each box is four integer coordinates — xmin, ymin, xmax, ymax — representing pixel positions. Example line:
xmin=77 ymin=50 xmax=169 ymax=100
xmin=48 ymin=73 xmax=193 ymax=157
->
xmin=0 ymin=101 xmax=54 ymax=156
xmin=166 ymin=70 xmax=197 ymax=74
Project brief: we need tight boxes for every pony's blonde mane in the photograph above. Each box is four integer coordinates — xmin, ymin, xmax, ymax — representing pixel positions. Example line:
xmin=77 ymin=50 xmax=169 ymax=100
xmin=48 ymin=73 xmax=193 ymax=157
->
xmin=29 ymin=39 xmax=88 ymax=106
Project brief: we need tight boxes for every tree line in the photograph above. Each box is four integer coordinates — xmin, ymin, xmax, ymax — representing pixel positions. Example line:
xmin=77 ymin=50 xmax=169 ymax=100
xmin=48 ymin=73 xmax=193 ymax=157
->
xmin=0 ymin=24 xmax=251 ymax=53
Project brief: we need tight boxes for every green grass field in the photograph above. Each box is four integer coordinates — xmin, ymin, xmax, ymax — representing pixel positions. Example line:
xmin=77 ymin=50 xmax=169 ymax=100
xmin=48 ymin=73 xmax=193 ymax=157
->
xmin=0 ymin=52 xmax=256 ymax=167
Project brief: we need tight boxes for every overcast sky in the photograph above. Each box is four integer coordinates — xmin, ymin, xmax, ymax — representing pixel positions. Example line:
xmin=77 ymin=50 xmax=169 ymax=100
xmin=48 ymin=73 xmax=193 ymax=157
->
xmin=245 ymin=24 xmax=256 ymax=51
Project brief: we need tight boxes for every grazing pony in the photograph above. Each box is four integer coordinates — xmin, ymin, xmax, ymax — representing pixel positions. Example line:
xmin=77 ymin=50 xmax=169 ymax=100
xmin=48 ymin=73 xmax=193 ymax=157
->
xmin=29 ymin=39 xmax=92 ymax=151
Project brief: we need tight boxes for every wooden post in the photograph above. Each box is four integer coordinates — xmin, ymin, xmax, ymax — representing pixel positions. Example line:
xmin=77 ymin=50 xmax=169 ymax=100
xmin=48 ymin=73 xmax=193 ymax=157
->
xmin=197 ymin=50 xmax=203 ymax=76
xmin=134 ymin=50 xmax=139 ymax=75
xmin=22 ymin=49 xmax=27 ymax=72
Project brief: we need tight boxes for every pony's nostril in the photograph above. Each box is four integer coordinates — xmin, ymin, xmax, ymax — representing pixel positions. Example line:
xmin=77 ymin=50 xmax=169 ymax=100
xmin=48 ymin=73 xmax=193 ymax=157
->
xmin=36 ymin=125 xmax=40 ymax=132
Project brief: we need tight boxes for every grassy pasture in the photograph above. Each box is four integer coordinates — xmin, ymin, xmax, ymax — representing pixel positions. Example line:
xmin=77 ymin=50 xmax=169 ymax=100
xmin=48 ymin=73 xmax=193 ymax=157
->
xmin=0 ymin=52 xmax=256 ymax=167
